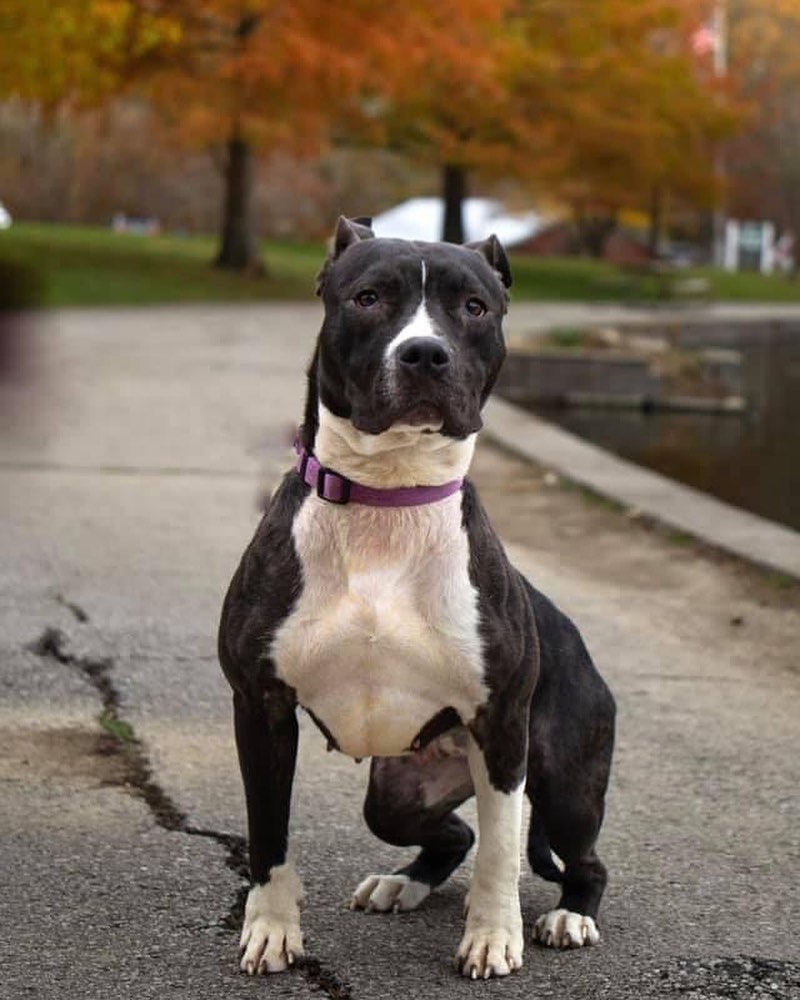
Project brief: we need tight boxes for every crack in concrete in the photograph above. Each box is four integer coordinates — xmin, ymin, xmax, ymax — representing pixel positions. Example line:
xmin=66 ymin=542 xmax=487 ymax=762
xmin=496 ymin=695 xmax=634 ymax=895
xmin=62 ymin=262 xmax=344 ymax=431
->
xmin=55 ymin=593 xmax=90 ymax=623
xmin=28 ymin=627 xmax=188 ymax=835
xmin=294 ymin=958 xmax=353 ymax=999
xmin=27 ymin=623 xmax=353 ymax=999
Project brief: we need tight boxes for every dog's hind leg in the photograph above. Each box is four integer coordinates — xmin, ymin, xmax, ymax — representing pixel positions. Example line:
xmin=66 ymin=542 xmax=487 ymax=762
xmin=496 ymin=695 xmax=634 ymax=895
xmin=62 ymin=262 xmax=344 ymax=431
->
xmin=527 ymin=793 xmax=608 ymax=949
xmin=352 ymin=732 xmax=475 ymax=914
xmin=523 ymin=583 xmax=615 ymax=950
xmin=527 ymin=727 xmax=613 ymax=949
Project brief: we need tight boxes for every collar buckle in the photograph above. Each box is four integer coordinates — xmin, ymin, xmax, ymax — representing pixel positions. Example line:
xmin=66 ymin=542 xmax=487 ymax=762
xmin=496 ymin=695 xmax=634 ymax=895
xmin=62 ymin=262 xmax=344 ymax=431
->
xmin=316 ymin=465 xmax=352 ymax=505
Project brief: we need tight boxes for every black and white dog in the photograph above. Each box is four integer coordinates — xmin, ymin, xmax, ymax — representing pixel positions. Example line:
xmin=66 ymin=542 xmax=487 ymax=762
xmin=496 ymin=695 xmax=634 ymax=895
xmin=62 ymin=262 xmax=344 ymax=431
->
xmin=218 ymin=217 xmax=615 ymax=980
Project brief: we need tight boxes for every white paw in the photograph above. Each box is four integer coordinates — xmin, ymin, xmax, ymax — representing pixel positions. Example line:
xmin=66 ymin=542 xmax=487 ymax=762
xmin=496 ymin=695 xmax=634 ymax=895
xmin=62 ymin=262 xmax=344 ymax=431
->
xmin=350 ymin=873 xmax=431 ymax=913
xmin=456 ymin=919 xmax=524 ymax=979
xmin=239 ymin=864 xmax=304 ymax=975
xmin=533 ymin=908 xmax=600 ymax=950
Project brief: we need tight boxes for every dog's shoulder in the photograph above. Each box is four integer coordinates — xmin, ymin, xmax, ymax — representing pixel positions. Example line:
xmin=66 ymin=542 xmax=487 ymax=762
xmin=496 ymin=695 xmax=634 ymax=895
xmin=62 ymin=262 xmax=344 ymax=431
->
xmin=460 ymin=478 xmax=538 ymax=673
xmin=460 ymin=477 xmax=529 ymax=608
xmin=218 ymin=471 xmax=308 ymax=693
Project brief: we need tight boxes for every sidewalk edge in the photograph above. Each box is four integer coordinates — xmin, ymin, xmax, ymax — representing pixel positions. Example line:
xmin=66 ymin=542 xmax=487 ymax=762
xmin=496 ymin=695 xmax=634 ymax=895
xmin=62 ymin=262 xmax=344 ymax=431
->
xmin=483 ymin=396 xmax=800 ymax=581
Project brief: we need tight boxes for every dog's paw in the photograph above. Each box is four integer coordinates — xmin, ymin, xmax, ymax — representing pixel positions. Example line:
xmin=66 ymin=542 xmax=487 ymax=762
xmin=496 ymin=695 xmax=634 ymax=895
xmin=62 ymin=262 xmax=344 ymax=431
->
xmin=456 ymin=925 xmax=523 ymax=979
xmin=533 ymin=909 xmax=600 ymax=950
xmin=455 ymin=920 xmax=523 ymax=979
xmin=350 ymin=873 xmax=430 ymax=913
xmin=239 ymin=865 xmax=304 ymax=975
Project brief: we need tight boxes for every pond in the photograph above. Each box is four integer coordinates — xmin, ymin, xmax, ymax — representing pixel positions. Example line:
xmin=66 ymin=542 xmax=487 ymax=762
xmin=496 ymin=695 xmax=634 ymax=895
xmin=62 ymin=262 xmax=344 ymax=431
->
xmin=524 ymin=322 xmax=800 ymax=534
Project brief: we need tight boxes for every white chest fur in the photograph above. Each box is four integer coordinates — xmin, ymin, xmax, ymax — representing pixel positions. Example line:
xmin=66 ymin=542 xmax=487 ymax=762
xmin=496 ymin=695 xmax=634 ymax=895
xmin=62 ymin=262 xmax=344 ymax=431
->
xmin=270 ymin=492 xmax=487 ymax=759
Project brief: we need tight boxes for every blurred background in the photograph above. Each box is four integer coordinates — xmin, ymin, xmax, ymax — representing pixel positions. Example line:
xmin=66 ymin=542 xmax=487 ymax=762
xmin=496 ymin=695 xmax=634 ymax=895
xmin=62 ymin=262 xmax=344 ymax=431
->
xmin=1 ymin=0 xmax=800 ymax=530
xmin=0 ymin=0 xmax=798 ymax=296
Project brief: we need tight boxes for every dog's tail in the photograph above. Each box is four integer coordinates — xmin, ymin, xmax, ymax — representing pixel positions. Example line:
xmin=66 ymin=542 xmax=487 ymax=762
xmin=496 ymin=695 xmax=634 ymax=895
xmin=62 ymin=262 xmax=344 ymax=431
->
xmin=527 ymin=819 xmax=565 ymax=884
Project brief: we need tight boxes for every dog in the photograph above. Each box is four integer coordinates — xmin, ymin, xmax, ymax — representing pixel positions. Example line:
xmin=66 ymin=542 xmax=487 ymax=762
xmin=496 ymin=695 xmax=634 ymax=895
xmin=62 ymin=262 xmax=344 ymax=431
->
xmin=218 ymin=216 xmax=615 ymax=980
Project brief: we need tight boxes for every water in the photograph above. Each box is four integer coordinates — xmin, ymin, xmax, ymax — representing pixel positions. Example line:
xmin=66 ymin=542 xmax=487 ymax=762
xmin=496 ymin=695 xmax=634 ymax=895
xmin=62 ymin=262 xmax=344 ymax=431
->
xmin=526 ymin=323 xmax=800 ymax=533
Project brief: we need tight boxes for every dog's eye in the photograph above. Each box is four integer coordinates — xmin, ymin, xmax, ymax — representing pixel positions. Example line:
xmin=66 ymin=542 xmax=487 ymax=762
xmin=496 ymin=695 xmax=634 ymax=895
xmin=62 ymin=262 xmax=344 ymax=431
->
xmin=354 ymin=289 xmax=379 ymax=308
xmin=465 ymin=298 xmax=487 ymax=317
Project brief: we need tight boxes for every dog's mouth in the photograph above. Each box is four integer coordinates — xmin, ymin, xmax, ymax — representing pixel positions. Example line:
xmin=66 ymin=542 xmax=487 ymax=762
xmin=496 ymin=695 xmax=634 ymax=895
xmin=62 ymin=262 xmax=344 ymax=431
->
xmin=351 ymin=400 xmax=444 ymax=435
xmin=349 ymin=384 xmax=482 ymax=439
xmin=351 ymin=404 xmax=480 ymax=439
xmin=401 ymin=403 xmax=444 ymax=429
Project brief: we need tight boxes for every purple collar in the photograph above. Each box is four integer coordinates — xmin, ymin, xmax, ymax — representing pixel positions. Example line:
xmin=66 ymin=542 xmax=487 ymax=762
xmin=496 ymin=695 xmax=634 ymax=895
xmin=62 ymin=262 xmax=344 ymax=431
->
xmin=294 ymin=444 xmax=463 ymax=507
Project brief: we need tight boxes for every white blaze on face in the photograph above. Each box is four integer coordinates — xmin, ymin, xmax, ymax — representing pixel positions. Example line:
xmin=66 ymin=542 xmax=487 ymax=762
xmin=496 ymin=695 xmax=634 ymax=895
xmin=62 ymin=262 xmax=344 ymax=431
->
xmin=384 ymin=259 xmax=447 ymax=363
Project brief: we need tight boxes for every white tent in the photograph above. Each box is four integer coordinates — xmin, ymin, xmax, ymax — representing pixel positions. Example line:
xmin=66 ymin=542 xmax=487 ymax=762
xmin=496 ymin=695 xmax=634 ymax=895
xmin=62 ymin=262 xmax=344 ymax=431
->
xmin=371 ymin=197 xmax=541 ymax=248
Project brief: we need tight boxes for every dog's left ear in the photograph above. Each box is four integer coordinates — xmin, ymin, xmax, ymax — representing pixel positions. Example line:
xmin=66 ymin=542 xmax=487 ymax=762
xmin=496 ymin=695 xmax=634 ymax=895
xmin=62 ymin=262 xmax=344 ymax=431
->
xmin=466 ymin=234 xmax=512 ymax=290
xmin=332 ymin=215 xmax=375 ymax=257
xmin=316 ymin=216 xmax=376 ymax=295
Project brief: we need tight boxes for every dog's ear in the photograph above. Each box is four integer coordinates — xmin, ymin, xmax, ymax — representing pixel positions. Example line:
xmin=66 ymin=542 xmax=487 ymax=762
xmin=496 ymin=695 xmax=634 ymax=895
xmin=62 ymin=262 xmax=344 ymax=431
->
xmin=466 ymin=233 xmax=512 ymax=290
xmin=316 ymin=216 xmax=375 ymax=296
xmin=332 ymin=215 xmax=374 ymax=257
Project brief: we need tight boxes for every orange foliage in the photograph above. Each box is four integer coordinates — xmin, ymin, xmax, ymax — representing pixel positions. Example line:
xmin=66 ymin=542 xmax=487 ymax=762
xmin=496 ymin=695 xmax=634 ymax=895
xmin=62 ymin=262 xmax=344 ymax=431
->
xmin=726 ymin=0 xmax=800 ymax=228
xmin=3 ymin=0 xmax=745 ymax=223
xmin=0 ymin=0 xmax=179 ymax=108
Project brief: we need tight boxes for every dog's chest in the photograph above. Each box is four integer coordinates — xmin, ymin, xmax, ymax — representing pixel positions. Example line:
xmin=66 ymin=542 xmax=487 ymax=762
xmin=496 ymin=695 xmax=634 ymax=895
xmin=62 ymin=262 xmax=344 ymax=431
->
xmin=270 ymin=493 xmax=487 ymax=759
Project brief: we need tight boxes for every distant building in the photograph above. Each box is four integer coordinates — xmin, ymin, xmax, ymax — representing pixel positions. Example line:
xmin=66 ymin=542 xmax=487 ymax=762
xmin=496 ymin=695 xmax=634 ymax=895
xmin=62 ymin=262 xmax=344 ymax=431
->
xmin=513 ymin=221 xmax=652 ymax=264
xmin=371 ymin=198 xmax=542 ymax=247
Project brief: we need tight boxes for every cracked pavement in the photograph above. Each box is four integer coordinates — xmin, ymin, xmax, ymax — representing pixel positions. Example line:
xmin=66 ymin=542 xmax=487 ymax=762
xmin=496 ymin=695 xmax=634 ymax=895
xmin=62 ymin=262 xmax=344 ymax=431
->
xmin=1 ymin=305 xmax=799 ymax=1000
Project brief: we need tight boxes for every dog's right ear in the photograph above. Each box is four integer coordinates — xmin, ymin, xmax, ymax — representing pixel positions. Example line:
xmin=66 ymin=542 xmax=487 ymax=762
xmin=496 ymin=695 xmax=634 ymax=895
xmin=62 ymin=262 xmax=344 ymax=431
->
xmin=316 ymin=216 xmax=375 ymax=296
xmin=337 ymin=216 xmax=374 ymax=251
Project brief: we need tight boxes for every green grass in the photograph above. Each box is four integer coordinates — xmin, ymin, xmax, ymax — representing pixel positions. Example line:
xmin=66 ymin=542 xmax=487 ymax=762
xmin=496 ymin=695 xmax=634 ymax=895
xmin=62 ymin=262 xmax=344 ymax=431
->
xmin=692 ymin=265 xmax=800 ymax=302
xmin=0 ymin=223 xmax=322 ymax=307
xmin=508 ymin=252 xmax=800 ymax=303
xmin=508 ymin=254 xmax=629 ymax=301
xmin=544 ymin=326 xmax=591 ymax=348
xmin=2 ymin=222 xmax=800 ymax=307
xmin=99 ymin=709 xmax=137 ymax=745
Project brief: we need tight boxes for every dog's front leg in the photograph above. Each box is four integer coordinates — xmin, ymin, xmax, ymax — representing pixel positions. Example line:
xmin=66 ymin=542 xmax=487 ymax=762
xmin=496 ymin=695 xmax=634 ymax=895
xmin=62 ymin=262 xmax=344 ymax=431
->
xmin=234 ymin=686 xmax=303 ymax=975
xmin=457 ymin=733 xmax=525 ymax=979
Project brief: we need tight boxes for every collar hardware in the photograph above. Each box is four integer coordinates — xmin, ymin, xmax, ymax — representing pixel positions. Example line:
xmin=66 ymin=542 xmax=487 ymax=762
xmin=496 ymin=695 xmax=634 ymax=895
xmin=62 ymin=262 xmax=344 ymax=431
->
xmin=294 ymin=442 xmax=462 ymax=508
xmin=315 ymin=463 xmax=352 ymax=504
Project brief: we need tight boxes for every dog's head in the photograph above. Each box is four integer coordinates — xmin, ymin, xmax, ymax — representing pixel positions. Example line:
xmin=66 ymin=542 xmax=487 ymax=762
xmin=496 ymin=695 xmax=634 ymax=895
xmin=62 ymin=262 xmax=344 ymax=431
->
xmin=306 ymin=216 xmax=511 ymax=446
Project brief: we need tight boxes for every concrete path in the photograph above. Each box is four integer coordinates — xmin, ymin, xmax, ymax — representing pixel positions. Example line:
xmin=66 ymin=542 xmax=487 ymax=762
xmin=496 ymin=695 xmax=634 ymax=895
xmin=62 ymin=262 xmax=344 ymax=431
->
xmin=504 ymin=301 xmax=800 ymax=338
xmin=1 ymin=305 xmax=798 ymax=1000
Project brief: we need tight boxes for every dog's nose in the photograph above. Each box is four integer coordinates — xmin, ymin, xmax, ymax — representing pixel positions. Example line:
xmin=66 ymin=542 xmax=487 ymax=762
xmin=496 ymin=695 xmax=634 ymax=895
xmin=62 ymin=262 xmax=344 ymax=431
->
xmin=397 ymin=338 xmax=451 ymax=376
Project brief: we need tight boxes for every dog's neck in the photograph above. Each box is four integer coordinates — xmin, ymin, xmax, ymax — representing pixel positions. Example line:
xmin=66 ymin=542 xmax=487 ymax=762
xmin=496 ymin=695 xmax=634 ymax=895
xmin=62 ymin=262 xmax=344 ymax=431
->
xmin=314 ymin=404 xmax=476 ymax=490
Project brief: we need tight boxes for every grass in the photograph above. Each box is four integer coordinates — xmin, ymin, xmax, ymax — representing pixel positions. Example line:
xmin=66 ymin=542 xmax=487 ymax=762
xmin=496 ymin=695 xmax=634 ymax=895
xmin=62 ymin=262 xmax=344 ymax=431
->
xmin=0 ymin=223 xmax=322 ymax=307
xmin=692 ymin=265 xmax=800 ymax=302
xmin=544 ymin=326 xmax=592 ymax=348
xmin=508 ymin=254 xmax=628 ymax=301
xmin=99 ymin=708 xmax=137 ymax=744
xmin=2 ymin=221 xmax=800 ymax=307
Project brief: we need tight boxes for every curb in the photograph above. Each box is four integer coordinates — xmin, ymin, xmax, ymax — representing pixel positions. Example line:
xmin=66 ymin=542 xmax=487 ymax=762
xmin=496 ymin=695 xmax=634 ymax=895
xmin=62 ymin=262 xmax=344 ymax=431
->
xmin=483 ymin=395 xmax=800 ymax=581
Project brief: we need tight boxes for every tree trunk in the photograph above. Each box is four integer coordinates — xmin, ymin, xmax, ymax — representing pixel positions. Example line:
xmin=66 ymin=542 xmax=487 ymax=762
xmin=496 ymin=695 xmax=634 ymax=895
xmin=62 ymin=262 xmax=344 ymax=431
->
xmin=442 ymin=163 xmax=467 ymax=244
xmin=648 ymin=184 xmax=663 ymax=259
xmin=574 ymin=205 xmax=617 ymax=258
xmin=214 ymin=131 xmax=264 ymax=275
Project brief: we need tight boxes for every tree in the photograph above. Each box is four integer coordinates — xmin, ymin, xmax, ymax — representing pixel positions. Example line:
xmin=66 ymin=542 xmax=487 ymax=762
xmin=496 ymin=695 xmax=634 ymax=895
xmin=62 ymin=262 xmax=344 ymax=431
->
xmin=110 ymin=1 xmax=514 ymax=268
xmin=0 ymin=1 xmax=178 ymax=107
xmin=355 ymin=0 xmax=739 ymax=250
xmin=331 ymin=0 xmax=532 ymax=243
xmin=3 ymin=1 xmax=477 ymax=269
xmin=726 ymin=0 xmax=800 ymax=239
xmin=341 ymin=0 xmax=521 ymax=243
xmin=3 ymin=0 xmax=743 ymax=263
xmin=508 ymin=0 xmax=739 ymax=255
